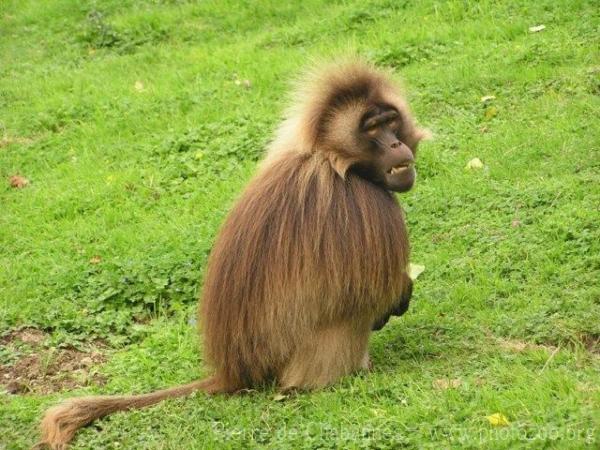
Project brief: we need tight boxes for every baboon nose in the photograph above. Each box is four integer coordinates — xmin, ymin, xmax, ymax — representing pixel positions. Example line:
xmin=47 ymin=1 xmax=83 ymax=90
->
xmin=391 ymin=141 xmax=400 ymax=149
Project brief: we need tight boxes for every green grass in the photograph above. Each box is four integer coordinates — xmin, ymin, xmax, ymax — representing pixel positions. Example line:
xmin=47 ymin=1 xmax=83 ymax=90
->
xmin=1 ymin=0 xmax=599 ymax=448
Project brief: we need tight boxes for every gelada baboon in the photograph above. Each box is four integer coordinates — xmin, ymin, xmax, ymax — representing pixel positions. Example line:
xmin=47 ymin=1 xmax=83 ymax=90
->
xmin=38 ymin=60 xmax=429 ymax=448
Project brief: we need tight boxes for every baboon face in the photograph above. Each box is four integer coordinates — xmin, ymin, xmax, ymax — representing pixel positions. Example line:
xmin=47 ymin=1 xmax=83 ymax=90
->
xmin=354 ymin=103 xmax=417 ymax=193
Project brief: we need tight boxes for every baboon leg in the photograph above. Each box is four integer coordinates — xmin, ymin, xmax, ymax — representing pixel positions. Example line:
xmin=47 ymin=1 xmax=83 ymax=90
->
xmin=279 ymin=324 xmax=369 ymax=390
xmin=360 ymin=350 xmax=372 ymax=371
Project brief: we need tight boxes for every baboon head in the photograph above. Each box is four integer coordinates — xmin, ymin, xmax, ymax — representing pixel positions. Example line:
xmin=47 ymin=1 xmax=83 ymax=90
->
xmin=288 ymin=62 xmax=429 ymax=192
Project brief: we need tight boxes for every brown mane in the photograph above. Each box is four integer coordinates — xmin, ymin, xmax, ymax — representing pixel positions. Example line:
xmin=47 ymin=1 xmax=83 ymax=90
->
xmin=201 ymin=149 xmax=408 ymax=388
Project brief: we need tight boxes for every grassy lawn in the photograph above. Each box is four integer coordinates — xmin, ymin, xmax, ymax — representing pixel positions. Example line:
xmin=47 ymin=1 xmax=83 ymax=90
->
xmin=1 ymin=0 xmax=599 ymax=448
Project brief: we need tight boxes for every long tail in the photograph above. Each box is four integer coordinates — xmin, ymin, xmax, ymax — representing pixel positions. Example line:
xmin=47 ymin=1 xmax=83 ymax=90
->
xmin=36 ymin=377 xmax=221 ymax=450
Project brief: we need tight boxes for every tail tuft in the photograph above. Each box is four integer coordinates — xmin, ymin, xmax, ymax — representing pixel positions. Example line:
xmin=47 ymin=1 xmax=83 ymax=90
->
xmin=34 ymin=378 xmax=220 ymax=449
xmin=37 ymin=398 xmax=103 ymax=449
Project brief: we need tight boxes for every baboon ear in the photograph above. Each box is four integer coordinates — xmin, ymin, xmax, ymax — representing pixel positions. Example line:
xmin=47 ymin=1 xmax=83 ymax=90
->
xmin=415 ymin=127 xmax=433 ymax=142
xmin=409 ymin=128 xmax=432 ymax=153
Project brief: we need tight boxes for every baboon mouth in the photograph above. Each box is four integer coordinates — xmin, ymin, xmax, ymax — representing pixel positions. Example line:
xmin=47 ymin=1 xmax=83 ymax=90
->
xmin=387 ymin=163 xmax=413 ymax=175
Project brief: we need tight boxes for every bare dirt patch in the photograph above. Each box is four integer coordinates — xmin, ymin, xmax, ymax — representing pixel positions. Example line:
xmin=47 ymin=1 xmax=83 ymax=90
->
xmin=484 ymin=330 xmax=558 ymax=354
xmin=0 ymin=327 xmax=46 ymax=346
xmin=432 ymin=378 xmax=462 ymax=390
xmin=494 ymin=334 xmax=599 ymax=359
xmin=496 ymin=337 xmax=558 ymax=353
xmin=8 ymin=174 xmax=30 ymax=188
xmin=0 ymin=327 xmax=107 ymax=395
xmin=0 ymin=134 xmax=34 ymax=148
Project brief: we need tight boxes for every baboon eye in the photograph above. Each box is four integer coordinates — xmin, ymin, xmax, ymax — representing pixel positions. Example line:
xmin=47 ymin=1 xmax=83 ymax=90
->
xmin=366 ymin=126 xmax=378 ymax=137
xmin=388 ymin=114 xmax=402 ymax=128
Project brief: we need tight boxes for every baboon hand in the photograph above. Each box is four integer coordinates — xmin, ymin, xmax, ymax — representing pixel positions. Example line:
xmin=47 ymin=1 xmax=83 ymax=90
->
xmin=372 ymin=273 xmax=413 ymax=331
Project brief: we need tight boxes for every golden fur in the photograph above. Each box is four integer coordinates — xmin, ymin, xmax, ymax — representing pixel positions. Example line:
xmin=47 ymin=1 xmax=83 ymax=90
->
xmin=37 ymin=60 xmax=427 ymax=449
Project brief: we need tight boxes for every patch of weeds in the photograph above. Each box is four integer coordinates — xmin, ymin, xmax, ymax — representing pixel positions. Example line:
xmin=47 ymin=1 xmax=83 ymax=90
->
xmin=373 ymin=41 xmax=451 ymax=68
xmin=512 ymin=41 xmax=575 ymax=67
xmin=584 ymin=66 xmax=600 ymax=95
xmin=75 ymin=257 xmax=201 ymax=316
xmin=146 ymin=119 xmax=271 ymax=195
xmin=580 ymin=333 xmax=600 ymax=355
xmin=33 ymin=103 xmax=92 ymax=133
xmin=44 ymin=305 xmax=145 ymax=347
xmin=370 ymin=0 xmax=409 ymax=12
xmin=343 ymin=10 xmax=378 ymax=30
xmin=20 ymin=255 xmax=204 ymax=345
xmin=527 ymin=73 xmax=593 ymax=99
xmin=79 ymin=9 xmax=169 ymax=53
xmin=341 ymin=1 xmax=409 ymax=31
xmin=81 ymin=10 xmax=121 ymax=49
xmin=156 ymin=118 xmax=271 ymax=162
xmin=260 ymin=28 xmax=313 ymax=48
